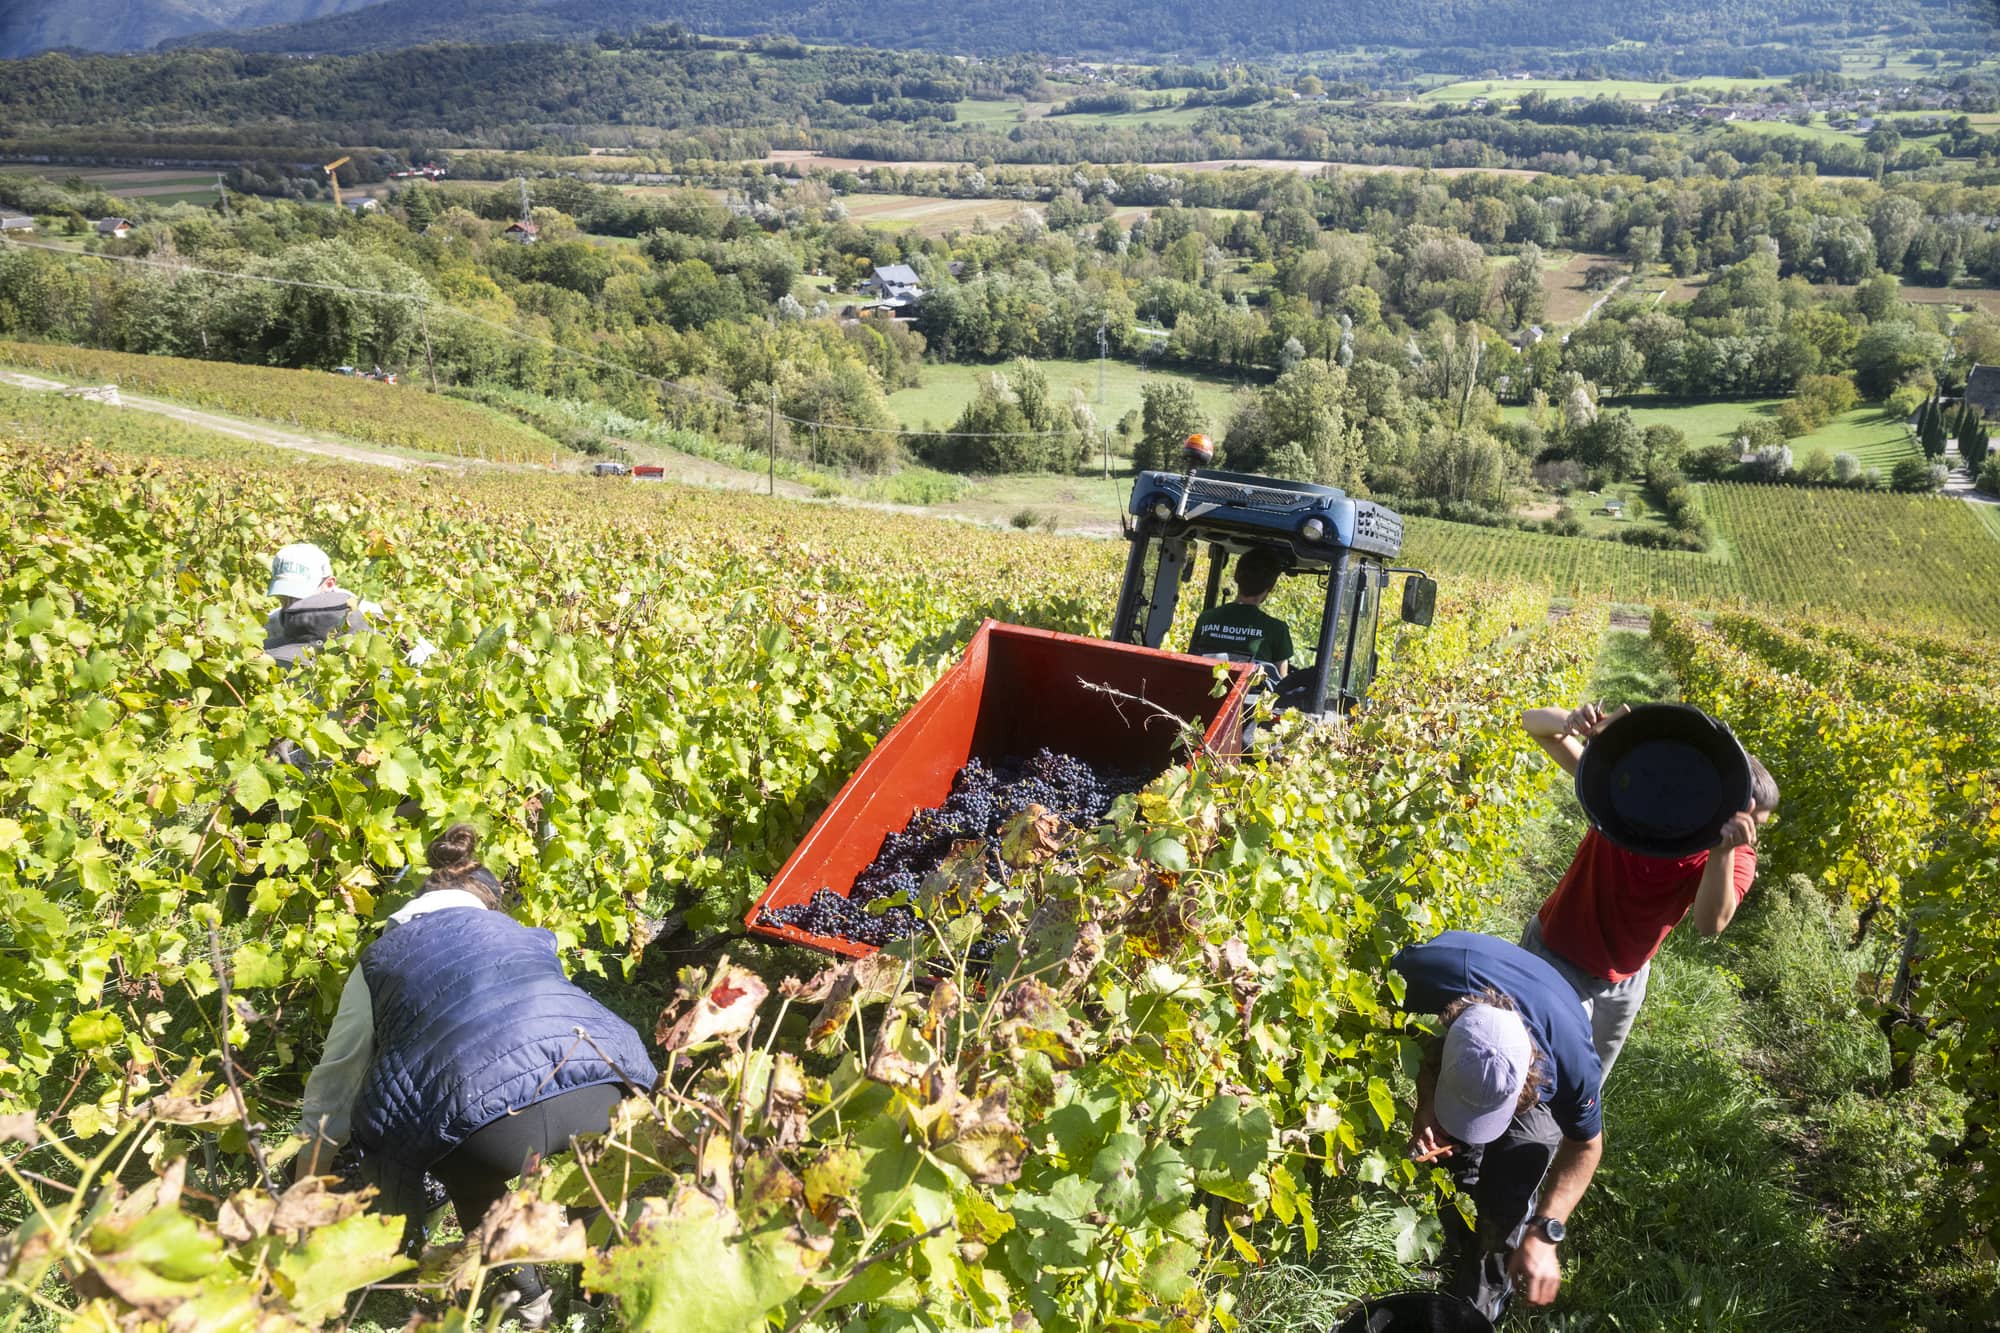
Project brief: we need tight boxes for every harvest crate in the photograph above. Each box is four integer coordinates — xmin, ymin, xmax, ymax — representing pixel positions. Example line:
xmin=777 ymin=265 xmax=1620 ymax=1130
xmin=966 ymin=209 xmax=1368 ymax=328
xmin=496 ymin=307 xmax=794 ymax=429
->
xmin=746 ymin=620 xmax=1254 ymax=957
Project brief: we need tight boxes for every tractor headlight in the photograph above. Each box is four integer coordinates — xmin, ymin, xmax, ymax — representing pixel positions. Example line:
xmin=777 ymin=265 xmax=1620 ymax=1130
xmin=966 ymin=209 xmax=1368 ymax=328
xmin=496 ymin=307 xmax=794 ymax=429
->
xmin=1151 ymin=500 xmax=1173 ymax=522
xmin=1301 ymin=517 xmax=1326 ymax=543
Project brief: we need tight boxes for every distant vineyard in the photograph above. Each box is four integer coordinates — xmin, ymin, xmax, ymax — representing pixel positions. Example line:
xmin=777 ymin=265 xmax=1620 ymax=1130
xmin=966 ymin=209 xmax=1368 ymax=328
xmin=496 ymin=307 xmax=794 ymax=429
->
xmin=0 ymin=341 xmax=565 ymax=463
xmin=1702 ymin=483 xmax=2000 ymax=633
xmin=1403 ymin=517 xmax=1736 ymax=605
xmin=1403 ymin=484 xmax=2000 ymax=634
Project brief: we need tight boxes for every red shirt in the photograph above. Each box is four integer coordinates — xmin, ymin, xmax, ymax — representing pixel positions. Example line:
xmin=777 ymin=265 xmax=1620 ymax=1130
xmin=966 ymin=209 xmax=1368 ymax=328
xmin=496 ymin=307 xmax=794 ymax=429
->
xmin=1537 ymin=829 xmax=1757 ymax=982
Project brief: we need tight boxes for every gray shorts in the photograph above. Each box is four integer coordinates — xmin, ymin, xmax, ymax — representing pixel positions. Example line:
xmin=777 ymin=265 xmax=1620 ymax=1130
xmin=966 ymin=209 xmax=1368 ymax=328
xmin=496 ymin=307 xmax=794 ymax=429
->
xmin=1520 ymin=916 xmax=1649 ymax=1084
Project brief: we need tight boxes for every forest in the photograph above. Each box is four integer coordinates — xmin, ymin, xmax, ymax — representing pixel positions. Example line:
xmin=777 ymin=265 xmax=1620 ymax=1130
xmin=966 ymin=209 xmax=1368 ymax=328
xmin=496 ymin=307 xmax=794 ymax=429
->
xmin=165 ymin=0 xmax=1974 ymax=64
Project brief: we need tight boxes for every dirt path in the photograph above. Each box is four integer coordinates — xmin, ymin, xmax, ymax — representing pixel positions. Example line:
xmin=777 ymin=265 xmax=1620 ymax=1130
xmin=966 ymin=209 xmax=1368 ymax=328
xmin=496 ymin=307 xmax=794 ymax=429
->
xmin=610 ymin=435 xmax=818 ymax=499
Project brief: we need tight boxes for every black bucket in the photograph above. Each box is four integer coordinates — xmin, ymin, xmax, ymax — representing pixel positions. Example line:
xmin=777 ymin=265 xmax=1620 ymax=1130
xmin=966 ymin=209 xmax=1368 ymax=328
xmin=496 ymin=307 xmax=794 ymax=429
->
xmin=1331 ymin=1290 xmax=1495 ymax=1333
xmin=1574 ymin=702 xmax=1752 ymax=858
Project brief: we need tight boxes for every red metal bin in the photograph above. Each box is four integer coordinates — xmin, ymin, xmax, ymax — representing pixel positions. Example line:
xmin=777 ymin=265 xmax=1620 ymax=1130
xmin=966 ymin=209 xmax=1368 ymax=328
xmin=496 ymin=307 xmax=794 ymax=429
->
xmin=746 ymin=620 xmax=1255 ymax=957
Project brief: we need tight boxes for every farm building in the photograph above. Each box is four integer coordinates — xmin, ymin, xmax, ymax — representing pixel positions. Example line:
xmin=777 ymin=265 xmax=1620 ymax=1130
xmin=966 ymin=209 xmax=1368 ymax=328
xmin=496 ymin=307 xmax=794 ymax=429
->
xmin=504 ymin=219 xmax=540 ymax=244
xmin=0 ymin=212 xmax=33 ymax=233
xmin=94 ymin=217 xmax=134 ymax=238
xmin=1962 ymin=363 xmax=2000 ymax=417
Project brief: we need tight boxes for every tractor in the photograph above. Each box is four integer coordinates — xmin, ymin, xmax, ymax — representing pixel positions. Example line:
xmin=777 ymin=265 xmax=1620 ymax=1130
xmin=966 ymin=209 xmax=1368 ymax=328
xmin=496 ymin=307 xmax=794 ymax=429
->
xmin=1110 ymin=436 xmax=1437 ymax=718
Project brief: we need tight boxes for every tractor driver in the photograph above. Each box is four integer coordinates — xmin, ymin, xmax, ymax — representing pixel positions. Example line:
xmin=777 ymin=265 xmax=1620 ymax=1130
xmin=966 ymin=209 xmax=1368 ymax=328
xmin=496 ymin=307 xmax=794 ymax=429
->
xmin=1188 ymin=547 xmax=1293 ymax=678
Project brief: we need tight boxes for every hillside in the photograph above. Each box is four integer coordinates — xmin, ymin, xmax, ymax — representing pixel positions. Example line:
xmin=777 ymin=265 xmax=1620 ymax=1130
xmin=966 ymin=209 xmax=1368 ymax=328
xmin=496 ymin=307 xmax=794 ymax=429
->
xmin=0 ymin=0 xmax=373 ymax=59
xmin=23 ymin=0 xmax=1965 ymax=61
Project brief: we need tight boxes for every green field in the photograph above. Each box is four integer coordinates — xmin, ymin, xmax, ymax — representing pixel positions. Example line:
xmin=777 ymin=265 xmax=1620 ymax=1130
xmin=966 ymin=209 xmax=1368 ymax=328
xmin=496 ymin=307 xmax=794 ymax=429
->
xmin=1419 ymin=75 xmax=1778 ymax=104
xmin=1606 ymin=398 xmax=1920 ymax=468
xmin=1711 ymin=117 xmax=1863 ymax=147
xmin=888 ymin=357 xmax=1254 ymax=432
xmin=950 ymin=98 xmax=1027 ymax=128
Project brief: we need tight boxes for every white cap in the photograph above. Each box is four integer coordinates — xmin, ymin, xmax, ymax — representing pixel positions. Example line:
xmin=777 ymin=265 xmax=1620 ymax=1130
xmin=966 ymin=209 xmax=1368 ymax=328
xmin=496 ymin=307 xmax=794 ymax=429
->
xmin=268 ymin=543 xmax=333 ymax=600
xmin=1434 ymin=1003 xmax=1533 ymax=1145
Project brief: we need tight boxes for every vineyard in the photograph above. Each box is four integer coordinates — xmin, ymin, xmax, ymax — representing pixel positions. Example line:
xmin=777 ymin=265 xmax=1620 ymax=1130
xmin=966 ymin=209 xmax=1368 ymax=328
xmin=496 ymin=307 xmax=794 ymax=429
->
xmin=0 ymin=424 xmax=1617 ymax=1329
xmin=1405 ymin=483 xmax=2000 ymax=636
xmin=0 ymin=340 xmax=566 ymax=464
xmin=1654 ymin=608 xmax=2000 ymax=1231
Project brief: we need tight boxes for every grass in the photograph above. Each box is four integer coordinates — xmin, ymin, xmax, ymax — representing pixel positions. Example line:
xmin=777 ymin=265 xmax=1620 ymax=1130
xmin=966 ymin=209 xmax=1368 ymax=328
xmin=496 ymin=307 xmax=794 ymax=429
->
xmin=1419 ymin=76 xmax=1778 ymax=104
xmin=1973 ymin=500 xmax=2000 ymax=542
xmin=1606 ymin=397 xmax=1921 ymax=468
xmin=949 ymin=98 xmax=1026 ymax=128
xmin=1711 ymin=117 xmax=1862 ymax=148
xmin=886 ymin=357 xmax=1255 ymax=433
xmin=838 ymin=193 xmax=1046 ymax=235
xmin=1540 ymin=252 xmax=1625 ymax=326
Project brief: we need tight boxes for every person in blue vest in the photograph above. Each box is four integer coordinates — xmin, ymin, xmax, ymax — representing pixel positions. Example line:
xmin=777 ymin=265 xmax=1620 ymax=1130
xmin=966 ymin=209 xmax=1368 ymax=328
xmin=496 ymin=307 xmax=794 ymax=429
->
xmin=1392 ymin=931 xmax=1605 ymax=1320
xmin=295 ymin=823 xmax=655 ymax=1325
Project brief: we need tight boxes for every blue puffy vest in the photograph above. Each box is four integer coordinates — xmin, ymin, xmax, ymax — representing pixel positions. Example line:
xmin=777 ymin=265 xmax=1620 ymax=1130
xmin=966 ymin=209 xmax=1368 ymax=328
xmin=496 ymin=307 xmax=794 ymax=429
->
xmin=349 ymin=907 xmax=656 ymax=1170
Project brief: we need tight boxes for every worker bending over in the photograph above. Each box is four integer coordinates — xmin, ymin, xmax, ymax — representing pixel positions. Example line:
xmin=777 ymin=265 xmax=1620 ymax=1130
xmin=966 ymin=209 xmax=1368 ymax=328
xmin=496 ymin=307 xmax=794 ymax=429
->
xmin=1393 ymin=930 xmax=1604 ymax=1319
xmin=297 ymin=825 xmax=655 ymax=1327
xmin=264 ymin=542 xmax=372 ymax=668
xmin=1188 ymin=547 xmax=1293 ymax=677
xmin=1519 ymin=702 xmax=1778 ymax=1081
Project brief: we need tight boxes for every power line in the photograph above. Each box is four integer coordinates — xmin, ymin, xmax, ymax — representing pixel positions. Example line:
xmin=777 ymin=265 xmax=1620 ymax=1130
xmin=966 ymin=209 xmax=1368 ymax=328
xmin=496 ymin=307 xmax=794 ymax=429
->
xmin=2 ymin=237 xmax=1084 ymax=441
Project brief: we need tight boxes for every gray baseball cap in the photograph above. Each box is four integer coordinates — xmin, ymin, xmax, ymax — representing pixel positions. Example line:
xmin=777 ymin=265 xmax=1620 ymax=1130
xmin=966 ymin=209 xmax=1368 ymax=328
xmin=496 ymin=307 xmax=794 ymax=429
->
xmin=1434 ymin=1003 xmax=1533 ymax=1145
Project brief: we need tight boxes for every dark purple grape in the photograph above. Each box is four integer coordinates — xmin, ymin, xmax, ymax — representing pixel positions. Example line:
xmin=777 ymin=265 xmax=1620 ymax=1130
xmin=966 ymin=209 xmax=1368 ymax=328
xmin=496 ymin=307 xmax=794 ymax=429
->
xmin=763 ymin=749 xmax=1156 ymax=950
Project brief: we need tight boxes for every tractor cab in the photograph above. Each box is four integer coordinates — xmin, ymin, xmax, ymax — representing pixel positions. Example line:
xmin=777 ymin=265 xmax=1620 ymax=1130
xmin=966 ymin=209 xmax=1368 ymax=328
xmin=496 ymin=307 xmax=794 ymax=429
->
xmin=1110 ymin=455 xmax=1437 ymax=718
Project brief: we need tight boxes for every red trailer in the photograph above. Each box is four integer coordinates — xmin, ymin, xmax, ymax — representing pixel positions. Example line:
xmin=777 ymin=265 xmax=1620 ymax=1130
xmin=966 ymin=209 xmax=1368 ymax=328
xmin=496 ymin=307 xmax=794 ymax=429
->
xmin=746 ymin=620 xmax=1255 ymax=958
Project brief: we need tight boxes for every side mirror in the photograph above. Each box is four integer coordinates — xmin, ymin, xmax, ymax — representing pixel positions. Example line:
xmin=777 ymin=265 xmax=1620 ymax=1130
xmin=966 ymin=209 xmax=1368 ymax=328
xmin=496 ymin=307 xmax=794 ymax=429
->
xmin=1400 ymin=575 xmax=1438 ymax=627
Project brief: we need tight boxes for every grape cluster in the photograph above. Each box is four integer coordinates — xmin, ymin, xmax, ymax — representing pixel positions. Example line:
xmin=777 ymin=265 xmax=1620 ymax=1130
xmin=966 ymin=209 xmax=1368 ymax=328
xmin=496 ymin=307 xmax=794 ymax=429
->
xmin=759 ymin=748 xmax=1152 ymax=948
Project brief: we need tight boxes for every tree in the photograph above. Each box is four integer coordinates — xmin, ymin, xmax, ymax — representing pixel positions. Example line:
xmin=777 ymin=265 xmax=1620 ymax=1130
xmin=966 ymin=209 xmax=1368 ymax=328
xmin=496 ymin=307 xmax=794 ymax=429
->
xmin=1959 ymin=405 xmax=1991 ymax=474
xmin=1221 ymin=362 xmax=1363 ymax=489
xmin=1919 ymin=397 xmax=1949 ymax=461
xmin=1413 ymin=426 xmax=1516 ymax=506
xmin=1852 ymin=322 xmax=1948 ymax=398
xmin=1499 ymin=242 xmax=1546 ymax=330
xmin=1890 ymin=457 xmax=1943 ymax=492
xmin=1135 ymin=381 xmax=1208 ymax=472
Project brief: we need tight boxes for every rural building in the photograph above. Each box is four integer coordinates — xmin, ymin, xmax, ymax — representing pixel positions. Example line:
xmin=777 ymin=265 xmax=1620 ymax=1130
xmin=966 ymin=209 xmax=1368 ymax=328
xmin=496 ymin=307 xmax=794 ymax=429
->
xmin=504 ymin=219 xmax=540 ymax=244
xmin=344 ymin=197 xmax=380 ymax=214
xmin=94 ymin=217 xmax=133 ymax=238
xmin=1962 ymin=363 xmax=2000 ymax=418
xmin=0 ymin=212 xmax=33 ymax=233
xmin=862 ymin=263 xmax=924 ymax=312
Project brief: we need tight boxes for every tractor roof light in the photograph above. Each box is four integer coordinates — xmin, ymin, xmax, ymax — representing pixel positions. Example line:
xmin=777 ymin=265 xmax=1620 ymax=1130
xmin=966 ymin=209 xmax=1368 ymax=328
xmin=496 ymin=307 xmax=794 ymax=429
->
xmin=1151 ymin=500 xmax=1174 ymax=522
xmin=1301 ymin=517 xmax=1326 ymax=543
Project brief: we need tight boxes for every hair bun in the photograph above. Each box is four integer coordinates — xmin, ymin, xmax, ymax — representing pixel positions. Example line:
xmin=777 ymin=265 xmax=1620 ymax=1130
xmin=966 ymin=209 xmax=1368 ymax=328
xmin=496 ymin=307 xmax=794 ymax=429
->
xmin=426 ymin=823 xmax=479 ymax=872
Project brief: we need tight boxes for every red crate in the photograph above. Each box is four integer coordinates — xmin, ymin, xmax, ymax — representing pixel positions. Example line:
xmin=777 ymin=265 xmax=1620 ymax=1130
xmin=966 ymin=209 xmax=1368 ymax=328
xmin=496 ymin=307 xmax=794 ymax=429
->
xmin=745 ymin=620 xmax=1255 ymax=957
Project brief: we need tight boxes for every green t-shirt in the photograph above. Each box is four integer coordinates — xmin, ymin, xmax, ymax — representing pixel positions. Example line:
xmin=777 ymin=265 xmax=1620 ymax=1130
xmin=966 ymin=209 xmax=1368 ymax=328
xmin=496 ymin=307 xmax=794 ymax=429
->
xmin=1189 ymin=602 xmax=1294 ymax=665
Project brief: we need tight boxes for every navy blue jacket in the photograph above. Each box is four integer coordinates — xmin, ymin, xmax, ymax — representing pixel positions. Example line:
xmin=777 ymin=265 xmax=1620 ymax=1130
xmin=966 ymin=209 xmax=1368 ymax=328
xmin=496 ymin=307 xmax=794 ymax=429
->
xmin=1391 ymin=931 xmax=1603 ymax=1141
xmin=349 ymin=907 xmax=656 ymax=1170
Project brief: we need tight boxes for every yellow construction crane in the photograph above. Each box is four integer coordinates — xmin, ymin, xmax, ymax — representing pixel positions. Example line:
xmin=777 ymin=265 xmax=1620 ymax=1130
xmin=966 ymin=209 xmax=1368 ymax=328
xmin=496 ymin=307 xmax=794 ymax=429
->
xmin=322 ymin=155 xmax=351 ymax=209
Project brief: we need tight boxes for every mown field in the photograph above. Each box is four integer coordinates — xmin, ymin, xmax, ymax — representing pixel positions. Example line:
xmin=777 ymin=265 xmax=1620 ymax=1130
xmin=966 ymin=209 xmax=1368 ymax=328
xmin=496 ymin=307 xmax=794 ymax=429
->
xmin=887 ymin=356 xmax=1254 ymax=431
xmin=836 ymin=192 xmax=1048 ymax=235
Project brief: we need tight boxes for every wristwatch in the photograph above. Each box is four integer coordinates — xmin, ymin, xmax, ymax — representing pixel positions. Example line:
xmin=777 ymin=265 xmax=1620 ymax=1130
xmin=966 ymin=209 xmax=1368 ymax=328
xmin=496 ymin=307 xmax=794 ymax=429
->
xmin=1528 ymin=1215 xmax=1566 ymax=1244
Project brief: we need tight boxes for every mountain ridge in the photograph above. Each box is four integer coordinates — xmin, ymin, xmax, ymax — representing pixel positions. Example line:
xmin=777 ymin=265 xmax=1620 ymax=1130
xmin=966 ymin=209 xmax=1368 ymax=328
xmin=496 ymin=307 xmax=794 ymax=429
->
xmin=0 ymin=0 xmax=1969 ymax=62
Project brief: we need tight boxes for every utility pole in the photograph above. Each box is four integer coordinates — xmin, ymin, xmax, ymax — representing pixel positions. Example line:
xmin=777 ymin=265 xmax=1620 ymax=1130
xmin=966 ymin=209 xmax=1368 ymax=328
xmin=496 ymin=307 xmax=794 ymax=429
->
xmin=420 ymin=303 xmax=439 ymax=392
xmin=769 ymin=385 xmax=778 ymax=496
xmin=1097 ymin=318 xmax=1109 ymax=405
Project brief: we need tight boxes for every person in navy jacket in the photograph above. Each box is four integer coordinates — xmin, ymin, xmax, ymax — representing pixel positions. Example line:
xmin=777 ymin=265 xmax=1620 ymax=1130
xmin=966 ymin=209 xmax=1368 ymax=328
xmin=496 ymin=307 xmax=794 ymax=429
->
xmin=1392 ymin=931 xmax=1605 ymax=1320
xmin=295 ymin=823 xmax=655 ymax=1324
